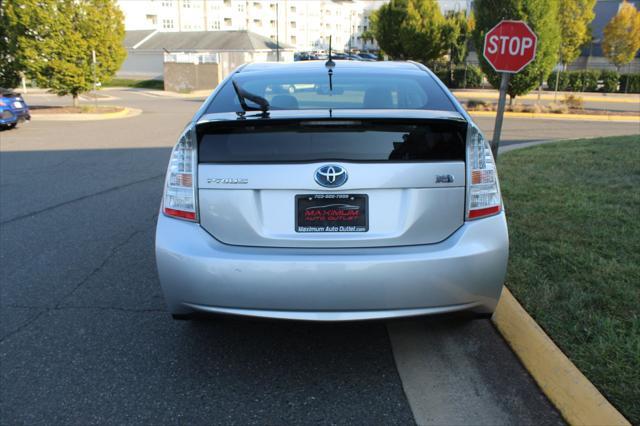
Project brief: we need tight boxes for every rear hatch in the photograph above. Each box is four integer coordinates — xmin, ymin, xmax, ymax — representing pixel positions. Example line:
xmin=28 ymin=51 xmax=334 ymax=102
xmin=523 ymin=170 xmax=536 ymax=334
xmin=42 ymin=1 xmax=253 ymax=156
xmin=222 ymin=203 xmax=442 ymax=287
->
xmin=1 ymin=90 xmax=25 ymax=108
xmin=196 ymin=110 xmax=467 ymax=248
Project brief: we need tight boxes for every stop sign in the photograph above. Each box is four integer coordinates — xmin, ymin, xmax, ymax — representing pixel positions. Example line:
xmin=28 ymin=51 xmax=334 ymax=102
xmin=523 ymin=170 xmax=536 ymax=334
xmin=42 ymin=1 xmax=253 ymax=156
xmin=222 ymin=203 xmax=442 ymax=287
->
xmin=483 ymin=20 xmax=537 ymax=73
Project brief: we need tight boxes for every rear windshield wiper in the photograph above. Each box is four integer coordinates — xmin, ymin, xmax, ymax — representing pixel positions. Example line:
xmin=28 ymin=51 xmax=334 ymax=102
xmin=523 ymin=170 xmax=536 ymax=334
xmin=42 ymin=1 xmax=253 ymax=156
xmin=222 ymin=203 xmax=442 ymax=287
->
xmin=232 ymin=80 xmax=270 ymax=116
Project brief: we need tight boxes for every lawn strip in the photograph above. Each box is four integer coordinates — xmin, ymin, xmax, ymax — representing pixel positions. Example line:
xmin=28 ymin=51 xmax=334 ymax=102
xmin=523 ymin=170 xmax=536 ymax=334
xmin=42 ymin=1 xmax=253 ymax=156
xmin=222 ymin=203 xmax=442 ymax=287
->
xmin=499 ymin=135 xmax=640 ymax=424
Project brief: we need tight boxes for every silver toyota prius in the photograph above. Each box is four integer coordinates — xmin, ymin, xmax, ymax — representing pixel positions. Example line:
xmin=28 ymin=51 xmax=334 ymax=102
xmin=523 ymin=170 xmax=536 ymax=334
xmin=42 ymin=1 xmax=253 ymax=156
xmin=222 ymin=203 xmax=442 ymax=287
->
xmin=155 ymin=60 xmax=509 ymax=321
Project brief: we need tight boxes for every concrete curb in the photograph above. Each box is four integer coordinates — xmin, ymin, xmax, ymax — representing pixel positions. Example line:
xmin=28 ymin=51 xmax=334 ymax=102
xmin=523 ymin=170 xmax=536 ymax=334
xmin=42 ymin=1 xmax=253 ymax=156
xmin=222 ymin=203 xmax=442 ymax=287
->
xmin=31 ymin=107 xmax=142 ymax=121
xmin=492 ymin=288 xmax=630 ymax=426
xmin=470 ymin=110 xmax=639 ymax=122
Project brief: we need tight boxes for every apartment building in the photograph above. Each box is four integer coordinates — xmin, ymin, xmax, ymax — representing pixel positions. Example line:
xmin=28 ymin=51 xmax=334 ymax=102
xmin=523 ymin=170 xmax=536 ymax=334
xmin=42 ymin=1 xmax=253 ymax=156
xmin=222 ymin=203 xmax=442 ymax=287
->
xmin=117 ymin=0 xmax=387 ymax=52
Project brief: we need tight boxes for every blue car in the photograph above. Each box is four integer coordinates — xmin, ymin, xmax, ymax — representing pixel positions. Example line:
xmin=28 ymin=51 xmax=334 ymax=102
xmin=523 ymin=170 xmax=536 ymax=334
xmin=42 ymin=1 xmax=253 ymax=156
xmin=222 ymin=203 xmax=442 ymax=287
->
xmin=0 ymin=88 xmax=30 ymax=129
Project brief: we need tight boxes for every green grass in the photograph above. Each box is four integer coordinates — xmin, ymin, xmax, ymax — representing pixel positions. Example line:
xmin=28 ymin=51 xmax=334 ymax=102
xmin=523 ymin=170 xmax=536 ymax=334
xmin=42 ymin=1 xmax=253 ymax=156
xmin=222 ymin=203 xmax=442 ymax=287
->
xmin=499 ymin=135 xmax=640 ymax=423
xmin=102 ymin=78 xmax=164 ymax=90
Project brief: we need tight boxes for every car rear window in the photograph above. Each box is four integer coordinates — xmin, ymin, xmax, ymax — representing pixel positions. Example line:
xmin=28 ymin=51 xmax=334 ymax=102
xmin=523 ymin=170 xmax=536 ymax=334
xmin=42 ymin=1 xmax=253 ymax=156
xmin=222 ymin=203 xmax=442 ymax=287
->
xmin=205 ymin=70 xmax=456 ymax=113
xmin=198 ymin=121 xmax=466 ymax=163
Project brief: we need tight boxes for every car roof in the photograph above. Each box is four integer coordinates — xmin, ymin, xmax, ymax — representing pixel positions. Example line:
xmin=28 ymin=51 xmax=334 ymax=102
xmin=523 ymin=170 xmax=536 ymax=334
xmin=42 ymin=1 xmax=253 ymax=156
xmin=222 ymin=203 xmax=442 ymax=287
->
xmin=240 ymin=60 xmax=424 ymax=75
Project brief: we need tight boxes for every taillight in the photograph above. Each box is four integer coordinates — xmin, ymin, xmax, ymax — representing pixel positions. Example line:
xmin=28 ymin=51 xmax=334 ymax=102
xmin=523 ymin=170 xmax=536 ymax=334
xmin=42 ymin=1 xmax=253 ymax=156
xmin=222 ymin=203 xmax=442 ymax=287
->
xmin=0 ymin=101 xmax=6 ymax=107
xmin=163 ymin=126 xmax=198 ymax=221
xmin=466 ymin=125 xmax=502 ymax=220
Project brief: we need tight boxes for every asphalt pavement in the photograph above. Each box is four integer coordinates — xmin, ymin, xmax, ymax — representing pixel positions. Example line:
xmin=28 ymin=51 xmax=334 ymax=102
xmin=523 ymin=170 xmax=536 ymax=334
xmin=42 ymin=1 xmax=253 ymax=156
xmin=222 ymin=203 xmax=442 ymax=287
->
xmin=1 ymin=88 xmax=636 ymax=424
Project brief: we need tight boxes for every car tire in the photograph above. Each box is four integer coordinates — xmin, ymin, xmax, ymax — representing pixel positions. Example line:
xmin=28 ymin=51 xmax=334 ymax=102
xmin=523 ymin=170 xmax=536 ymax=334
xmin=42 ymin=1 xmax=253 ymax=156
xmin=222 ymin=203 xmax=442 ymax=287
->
xmin=8 ymin=123 xmax=17 ymax=129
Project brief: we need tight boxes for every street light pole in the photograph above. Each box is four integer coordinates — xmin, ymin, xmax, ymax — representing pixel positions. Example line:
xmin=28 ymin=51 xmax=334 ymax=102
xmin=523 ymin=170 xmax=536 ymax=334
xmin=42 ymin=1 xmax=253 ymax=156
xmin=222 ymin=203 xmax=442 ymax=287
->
xmin=276 ymin=2 xmax=280 ymax=62
xmin=348 ymin=11 xmax=352 ymax=56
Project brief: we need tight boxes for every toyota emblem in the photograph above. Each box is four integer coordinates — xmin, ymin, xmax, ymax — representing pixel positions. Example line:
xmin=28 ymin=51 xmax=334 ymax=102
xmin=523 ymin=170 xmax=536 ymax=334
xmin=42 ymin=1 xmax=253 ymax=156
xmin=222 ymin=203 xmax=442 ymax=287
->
xmin=314 ymin=165 xmax=348 ymax=188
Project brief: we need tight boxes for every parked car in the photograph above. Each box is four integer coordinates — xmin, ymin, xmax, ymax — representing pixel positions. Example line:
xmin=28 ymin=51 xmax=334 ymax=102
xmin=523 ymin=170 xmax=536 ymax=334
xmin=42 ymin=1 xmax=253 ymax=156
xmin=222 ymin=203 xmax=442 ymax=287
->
xmin=330 ymin=52 xmax=348 ymax=60
xmin=358 ymin=52 xmax=380 ymax=61
xmin=156 ymin=61 xmax=508 ymax=321
xmin=0 ymin=88 xmax=30 ymax=129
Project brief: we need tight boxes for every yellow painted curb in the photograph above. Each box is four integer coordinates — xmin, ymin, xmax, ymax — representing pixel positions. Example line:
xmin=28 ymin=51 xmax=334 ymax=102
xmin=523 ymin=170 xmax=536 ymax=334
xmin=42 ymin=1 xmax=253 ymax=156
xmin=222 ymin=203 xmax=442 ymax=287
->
xmin=31 ymin=107 xmax=142 ymax=121
xmin=470 ymin=110 xmax=639 ymax=122
xmin=454 ymin=91 xmax=640 ymax=104
xmin=492 ymin=287 xmax=630 ymax=426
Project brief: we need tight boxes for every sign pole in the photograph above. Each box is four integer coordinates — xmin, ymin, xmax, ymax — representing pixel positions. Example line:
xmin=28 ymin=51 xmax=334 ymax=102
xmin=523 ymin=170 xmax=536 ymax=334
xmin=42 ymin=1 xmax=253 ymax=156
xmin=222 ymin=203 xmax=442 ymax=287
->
xmin=491 ymin=72 xmax=510 ymax=159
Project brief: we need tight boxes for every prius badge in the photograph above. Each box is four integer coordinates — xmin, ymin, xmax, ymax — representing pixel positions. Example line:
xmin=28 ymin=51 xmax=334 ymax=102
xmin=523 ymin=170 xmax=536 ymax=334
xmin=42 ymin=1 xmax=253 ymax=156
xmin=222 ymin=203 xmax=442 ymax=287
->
xmin=435 ymin=174 xmax=455 ymax=184
xmin=315 ymin=165 xmax=348 ymax=188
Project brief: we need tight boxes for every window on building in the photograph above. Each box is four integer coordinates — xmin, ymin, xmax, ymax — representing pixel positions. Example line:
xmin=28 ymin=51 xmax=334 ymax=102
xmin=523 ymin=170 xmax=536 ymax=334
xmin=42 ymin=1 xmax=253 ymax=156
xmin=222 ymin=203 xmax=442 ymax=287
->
xmin=224 ymin=17 xmax=232 ymax=26
xmin=253 ymin=19 xmax=262 ymax=26
xmin=224 ymin=0 xmax=231 ymax=6
xmin=270 ymin=35 xmax=276 ymax=41
xmin=290 ymin=21 xmax=296 ymax=29
xmin=253 ymin=2 xmax=261 ymax=9
xmin=238 ymin=3 xmax=244 ymax=12
xmin=162 ymin=18 xmax=175 ymax=29
xmin=211 ymin=20 xmax=221 ymax=30
xmin=270 ymin=3 xmax=276 ymax=11
xmin=161 ymin=1 xmax=173 ymax=7
xmin=270 ymin=19 xmax=276 ymax=28
xmin=290 ymin=6 xmax=296 ymax=13
xmin=183 ymin=0 xmax=191 ymax=8
xmin=146 ymin=14 xmax=157 ymax=25
xmin=290 ymin=35 xmax=296 ymax=44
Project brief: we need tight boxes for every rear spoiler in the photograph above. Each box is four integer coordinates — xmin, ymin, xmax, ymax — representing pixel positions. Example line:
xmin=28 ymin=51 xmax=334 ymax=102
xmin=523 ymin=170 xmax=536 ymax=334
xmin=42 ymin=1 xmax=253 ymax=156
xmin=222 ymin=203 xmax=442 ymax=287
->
xmin=197 ymin=109 xmax=467 ymax=126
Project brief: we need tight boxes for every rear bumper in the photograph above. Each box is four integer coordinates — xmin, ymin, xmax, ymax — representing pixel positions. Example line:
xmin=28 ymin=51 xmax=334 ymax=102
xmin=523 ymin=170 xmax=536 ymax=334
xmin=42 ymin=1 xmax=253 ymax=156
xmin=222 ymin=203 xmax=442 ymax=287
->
xmin=155 ymin=212 xmax=509 ymax=321
xmin=0 ymin=108 xmax=30 ymax=125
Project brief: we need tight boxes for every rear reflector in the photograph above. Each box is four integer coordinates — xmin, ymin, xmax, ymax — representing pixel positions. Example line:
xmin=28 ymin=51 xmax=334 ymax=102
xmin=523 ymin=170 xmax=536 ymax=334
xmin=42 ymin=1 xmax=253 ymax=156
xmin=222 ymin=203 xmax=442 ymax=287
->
xmin=468 ymin=205 xmax=501 ymax=219
xmin=163 ymin=207 xmax=196 ymax=220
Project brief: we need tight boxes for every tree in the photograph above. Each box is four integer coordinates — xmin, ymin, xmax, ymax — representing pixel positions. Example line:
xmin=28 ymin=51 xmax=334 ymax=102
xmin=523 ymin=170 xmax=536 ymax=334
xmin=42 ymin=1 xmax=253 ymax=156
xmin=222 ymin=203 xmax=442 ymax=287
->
xmin=371 ymin=0 xmax=447 ymax=64
xmin=370 ymin=0 xmax=409 ymax=59
xmin=0 ymin=2 xmax=22 ymax=88
xmin=602 ymin=1 xmax=640 ymax=71
xmin=5 ymin=0 xmax=126 ymax=106
xmin=558 ymin=0 xmax=596 ymax=69
xmin=473 ymin=0 xmax=561 ymax=102
xmin=443 ymin=10 xmax=475 ymax=84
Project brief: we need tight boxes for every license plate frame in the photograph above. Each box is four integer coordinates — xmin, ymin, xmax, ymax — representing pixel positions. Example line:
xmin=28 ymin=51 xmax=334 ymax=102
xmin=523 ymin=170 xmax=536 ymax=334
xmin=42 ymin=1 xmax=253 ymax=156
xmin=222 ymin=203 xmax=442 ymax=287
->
xmin=295 ymin=194 xmax=368 ymax=233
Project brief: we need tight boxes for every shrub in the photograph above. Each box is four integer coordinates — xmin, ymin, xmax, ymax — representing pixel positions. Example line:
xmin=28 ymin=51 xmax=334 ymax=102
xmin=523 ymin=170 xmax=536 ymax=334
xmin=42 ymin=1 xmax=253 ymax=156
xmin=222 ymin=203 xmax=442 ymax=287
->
xmin=466 ymin=99 xmax=489 ymax=109
xmin=619 ymin=74 xmax=640 ymax=93
xmin=562 ymin=94 xmax=584 ymax=110
xmin=600 ymin=70 xmax=620 ymax=92
xmin=548 ymin=102 xmax=569 ymax=114
xmin=567 ymin=70 xmax=600 ymax=92
xmin=454 ymin=65 xmax=484 ymax=88
xmin=547 ymin=70 xmax=570 ymax=91
xmin=548 ymin=70 xmax=601 ymax=92
xmin=582 ymin=70 xmax=601 ymax=92
xmin=433 ymin=65 xmax=484 ymax=89
xmin=433 ymin=68 xmax=451 ymax=86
